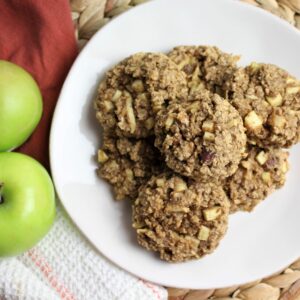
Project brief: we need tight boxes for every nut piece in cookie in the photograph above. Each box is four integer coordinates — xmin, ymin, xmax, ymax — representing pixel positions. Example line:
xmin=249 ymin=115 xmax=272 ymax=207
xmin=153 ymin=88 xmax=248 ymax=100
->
xmin=155 ymin=89 xmax=247 ymax=182
xmin=132 ymin=173 xmax=230 ymax=262
xmin=223 ymin=63 xmax=300 ymax=148
xmin=168 ymin=45 xmax=239 ymax=94
xmin=94 ymin=52 xmax=188 ymax=138
xmin=97 ymin=135 xmax=163 ymax=200
xmin=225 ymin=146 xmax=289 ymax=213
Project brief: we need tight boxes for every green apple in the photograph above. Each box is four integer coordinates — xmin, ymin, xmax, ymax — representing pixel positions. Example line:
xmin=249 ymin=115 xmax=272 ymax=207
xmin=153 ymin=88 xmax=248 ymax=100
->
xmin=0 ymin=152 xmax=55 ymax=256
xmin=0 ymin=60 xmax=43 ymax=152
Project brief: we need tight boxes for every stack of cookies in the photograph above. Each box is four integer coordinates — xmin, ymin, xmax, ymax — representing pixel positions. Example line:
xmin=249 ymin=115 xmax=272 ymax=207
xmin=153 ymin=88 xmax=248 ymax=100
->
xmin=94 ymin=46 xmax=300 ymax=262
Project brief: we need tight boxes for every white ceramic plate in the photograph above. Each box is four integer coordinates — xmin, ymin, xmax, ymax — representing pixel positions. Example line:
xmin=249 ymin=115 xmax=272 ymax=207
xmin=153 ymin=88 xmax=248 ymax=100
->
xmin=50 ymin=0 xmax=300 ymax=289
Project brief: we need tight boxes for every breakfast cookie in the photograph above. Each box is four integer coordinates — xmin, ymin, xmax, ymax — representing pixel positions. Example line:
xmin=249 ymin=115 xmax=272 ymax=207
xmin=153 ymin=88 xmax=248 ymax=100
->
xmin=132 ymin=173 xmax=230 ymax=262
xmin=225 ymin=146 xmax=289 ymax=213
xmin=223 ymin=63 xmax=300 ymax=148
xmin=94 ymin=52 xmax=188 ymax=138
xmin=97 ymin=135 xmax=163 ymax=200
xmin=155 ymin=89 xmax=247 ymax=181
xmin=168 ymin=45 xmax=239 ymax=93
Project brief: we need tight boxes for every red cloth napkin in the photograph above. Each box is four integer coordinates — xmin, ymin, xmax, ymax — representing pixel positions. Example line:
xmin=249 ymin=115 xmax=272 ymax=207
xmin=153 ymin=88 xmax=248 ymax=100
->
xmin=0 ymin=0 xmax=78 ymax=169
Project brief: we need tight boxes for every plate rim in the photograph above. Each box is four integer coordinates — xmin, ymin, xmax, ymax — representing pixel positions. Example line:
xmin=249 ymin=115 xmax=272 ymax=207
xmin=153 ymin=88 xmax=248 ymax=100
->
xmin=49 ymin=0 xmax=300 ymax=289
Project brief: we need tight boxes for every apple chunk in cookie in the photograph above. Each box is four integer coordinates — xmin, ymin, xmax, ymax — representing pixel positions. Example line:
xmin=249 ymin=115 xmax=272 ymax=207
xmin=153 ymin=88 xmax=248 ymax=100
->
xmin=168 ymin=45 xmax=239 ymax=93
xmin=132 ymin=173 xmax=230 ymax=262
xmin=154 ymin=89 xmax=247 ymax=182
xmin=97 ymin=135 xmax=163 ymax=201
xmin=94 ymin=52 xmax=188 ymax=138
xmin=223 ymin=63 xmax=300 ymax=148
xmin=225 ymin=146 xmax=289 ymax=213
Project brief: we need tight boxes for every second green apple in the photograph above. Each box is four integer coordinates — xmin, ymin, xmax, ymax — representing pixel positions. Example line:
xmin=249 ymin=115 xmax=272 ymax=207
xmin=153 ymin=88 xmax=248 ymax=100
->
xmin=0 ymin=152 xmax=55 ymax=257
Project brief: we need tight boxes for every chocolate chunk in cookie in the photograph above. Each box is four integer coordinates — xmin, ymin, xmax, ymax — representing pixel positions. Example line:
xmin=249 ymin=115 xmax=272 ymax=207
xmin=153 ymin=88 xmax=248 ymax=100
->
xmin=155 ymin=89 xmax=247 ymax=182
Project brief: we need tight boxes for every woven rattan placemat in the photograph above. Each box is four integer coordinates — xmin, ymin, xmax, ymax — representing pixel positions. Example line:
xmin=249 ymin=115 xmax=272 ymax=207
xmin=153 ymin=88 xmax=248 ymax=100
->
xmin=70 ymin=1 xmax=300 ymax=299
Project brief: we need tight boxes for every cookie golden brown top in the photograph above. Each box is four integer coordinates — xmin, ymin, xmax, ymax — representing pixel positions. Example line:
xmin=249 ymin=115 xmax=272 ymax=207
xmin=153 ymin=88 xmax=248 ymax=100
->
xmin=94 ymin=52 xmax=188 ymax=138
xmin=223 ymin=63 xmax=300 ymax=148
xmin=168 ymin=45 xmax=239 ymax=93
xmin=132 ymin=172 xmax=230 ymax=262
xmin=155 ymin=89 xmax=247 ymax=182
xmin=225 ymin=146 xmax=289 ymax=213
xmin=97 ymin=135 xmax=163 ymax=200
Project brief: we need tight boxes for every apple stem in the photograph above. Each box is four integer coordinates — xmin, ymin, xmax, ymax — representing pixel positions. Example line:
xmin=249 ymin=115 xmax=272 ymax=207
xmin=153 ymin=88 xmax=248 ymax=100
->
xmin=0 ymin=183 xmax=3 ymax=204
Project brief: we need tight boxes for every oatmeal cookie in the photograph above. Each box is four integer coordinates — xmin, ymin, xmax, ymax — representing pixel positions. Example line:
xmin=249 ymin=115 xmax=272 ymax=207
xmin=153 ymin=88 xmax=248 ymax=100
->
xmin=97 ymin=135 xmax=163 ymax=200
xmin=223 ymin=63 xmax=300 ymax=148
xmin=155 ymin=89 xmax=247 ymax=181
xmin=168 ymin=45 xmax=239 ymax=93
xmin=132 ymin=173 xmax=230 ymax=262
xmin=94 ymin=52 xmax=188 ymax=138
xmin=225 ymin=146 xmax=289 ymax=213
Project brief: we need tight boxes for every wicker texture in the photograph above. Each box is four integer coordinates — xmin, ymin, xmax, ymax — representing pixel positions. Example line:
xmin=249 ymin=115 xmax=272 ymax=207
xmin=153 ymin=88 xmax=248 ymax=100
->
xmin=70 ymin=0 xmax=300 ymax=299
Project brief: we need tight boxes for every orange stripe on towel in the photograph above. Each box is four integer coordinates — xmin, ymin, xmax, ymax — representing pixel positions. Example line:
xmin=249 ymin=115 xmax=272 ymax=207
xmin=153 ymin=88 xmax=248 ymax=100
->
xmin=139 ymin=278 xmax=162 ymax=300
xmin=27 ymin=249 xmax=77 ymax=300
